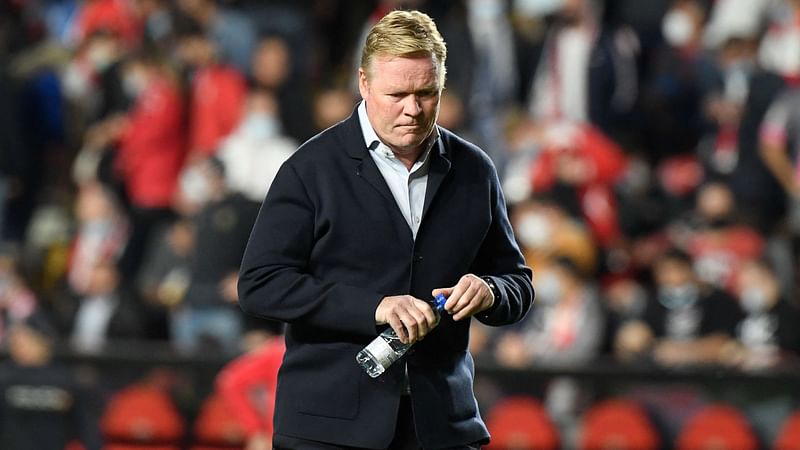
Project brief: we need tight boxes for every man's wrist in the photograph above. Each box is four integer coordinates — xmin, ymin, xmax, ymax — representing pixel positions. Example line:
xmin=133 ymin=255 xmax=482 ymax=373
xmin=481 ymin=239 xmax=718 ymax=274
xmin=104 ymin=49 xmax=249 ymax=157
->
xmin=481 ymin=276 xmax=500 ymax=305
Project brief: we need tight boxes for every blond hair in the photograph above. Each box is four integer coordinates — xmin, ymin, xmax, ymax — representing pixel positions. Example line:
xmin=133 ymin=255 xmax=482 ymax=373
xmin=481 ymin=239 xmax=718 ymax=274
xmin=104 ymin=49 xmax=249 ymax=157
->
xmin=360 ymin=10 xmax=447 ymax=86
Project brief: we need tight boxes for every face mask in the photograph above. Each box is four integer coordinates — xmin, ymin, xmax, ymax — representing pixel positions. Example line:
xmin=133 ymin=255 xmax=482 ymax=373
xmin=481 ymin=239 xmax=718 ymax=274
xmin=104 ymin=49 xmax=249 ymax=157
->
xmin=536 ymin=271 xmax=562 ymax=305
xmin=658 ymin=283 xmax=699 ymax=309
xmin=724 ymin=62 xmax=752 ymax=104
xmin=740 ymin=286 xmax=770 ymax=314
xmin=180 ymin=165 xmax=211 ymax=206
xmin=514 ymin=0 xmax=564 ymax=17
xmin=662 ymin=9 xmax=695 ymax=48
xmin=469 ymin=0 xmax=505 ymax=20
xmin=515 ymin=212 xmax=552 ymax=249
xmin=122 ymin=72 xmax=148 ymax=99
xmin=240 ymin=112 xmax=279 ymax=141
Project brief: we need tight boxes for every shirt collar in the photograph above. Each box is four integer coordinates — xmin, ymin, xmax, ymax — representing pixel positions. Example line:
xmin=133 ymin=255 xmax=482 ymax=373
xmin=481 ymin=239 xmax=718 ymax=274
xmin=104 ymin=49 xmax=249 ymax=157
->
xmin=357 ymin=100 xmax=440 ymax=162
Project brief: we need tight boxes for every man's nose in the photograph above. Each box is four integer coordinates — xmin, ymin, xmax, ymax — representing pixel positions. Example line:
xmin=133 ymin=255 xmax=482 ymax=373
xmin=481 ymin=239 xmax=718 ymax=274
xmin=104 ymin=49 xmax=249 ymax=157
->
xmin=403 ymin=95 xmax=422 ymax=116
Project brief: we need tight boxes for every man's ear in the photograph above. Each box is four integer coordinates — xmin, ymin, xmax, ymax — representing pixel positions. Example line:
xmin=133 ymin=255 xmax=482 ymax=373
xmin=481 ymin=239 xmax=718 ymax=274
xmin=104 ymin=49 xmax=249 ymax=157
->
xmin=358 ymin=67 xmax=369 ymax=100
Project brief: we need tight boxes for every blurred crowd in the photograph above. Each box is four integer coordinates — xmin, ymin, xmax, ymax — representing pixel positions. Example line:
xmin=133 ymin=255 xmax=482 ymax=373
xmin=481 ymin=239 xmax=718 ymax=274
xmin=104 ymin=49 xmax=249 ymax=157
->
xmin=3 ymin=0 xmax=800 ymax=447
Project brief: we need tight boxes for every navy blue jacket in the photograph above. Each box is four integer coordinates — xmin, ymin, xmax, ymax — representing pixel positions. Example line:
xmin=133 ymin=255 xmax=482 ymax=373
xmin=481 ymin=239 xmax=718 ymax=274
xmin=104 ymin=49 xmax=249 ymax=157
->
xmin=238 ymin=108 xmax=534 ymax=449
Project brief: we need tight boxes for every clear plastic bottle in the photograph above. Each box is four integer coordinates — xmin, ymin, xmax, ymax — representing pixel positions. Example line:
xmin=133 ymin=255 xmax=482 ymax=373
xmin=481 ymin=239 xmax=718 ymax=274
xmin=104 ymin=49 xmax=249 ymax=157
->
xmin=356 ymin=293 xmax=447 ymax=378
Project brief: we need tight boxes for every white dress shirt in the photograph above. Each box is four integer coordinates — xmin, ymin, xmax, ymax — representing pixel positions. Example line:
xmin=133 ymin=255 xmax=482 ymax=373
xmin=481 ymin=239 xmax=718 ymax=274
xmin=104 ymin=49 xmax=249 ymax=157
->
xmin=357 ymin=101 xmax=439 ymax=240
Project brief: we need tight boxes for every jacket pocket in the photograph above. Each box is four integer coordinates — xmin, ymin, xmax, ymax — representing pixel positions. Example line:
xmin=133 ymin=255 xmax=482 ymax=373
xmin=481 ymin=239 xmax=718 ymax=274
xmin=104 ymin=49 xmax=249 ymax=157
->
xmin=283 ymin=342 xmax=362 ymax=419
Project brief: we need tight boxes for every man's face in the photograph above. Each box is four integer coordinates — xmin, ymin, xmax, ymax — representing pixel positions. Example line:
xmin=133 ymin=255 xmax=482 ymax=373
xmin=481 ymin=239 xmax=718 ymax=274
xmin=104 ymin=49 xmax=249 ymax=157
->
xmin=359 ymin=54 xmax=442 ymax=157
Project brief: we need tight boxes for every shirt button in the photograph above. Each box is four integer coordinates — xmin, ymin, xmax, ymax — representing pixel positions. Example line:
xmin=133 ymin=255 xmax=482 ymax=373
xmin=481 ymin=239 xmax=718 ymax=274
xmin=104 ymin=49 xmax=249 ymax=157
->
xmin=414 ymin=216 xmax=420 ymax=224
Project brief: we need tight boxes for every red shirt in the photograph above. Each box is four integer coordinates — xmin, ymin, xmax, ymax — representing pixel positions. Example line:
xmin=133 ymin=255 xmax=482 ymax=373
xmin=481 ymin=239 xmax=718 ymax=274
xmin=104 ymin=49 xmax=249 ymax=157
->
xmin=216 ymin=337 xmax=285 ymax=438
xmin=116 ymin=79 xmax=186 ymax=209
xmin=189 ymin=65 xmax=247 ymax=158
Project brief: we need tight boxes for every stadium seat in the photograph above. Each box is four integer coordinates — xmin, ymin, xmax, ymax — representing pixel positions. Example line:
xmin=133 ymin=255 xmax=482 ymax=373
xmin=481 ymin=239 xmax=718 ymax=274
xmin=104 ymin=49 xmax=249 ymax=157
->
xmin=578 ymin=398 xmax=661 ymax=450
xmin=190 ymin=392 xmax=247 ymax=450
xmin=100 ymin=383 xmax=185 ymax=449
xmin=775 ymin=410 xmax=800 ymax=450
xmin=675 ymin=404 xmax=758 ymax=450
xmin=485 ymin=396 xmax=560 ymax=450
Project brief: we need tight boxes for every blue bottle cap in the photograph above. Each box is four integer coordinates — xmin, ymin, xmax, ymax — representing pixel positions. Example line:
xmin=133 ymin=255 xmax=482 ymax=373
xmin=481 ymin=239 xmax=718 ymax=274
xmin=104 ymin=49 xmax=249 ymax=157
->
xmin=434 ymin=293 xmax=447 ymax=310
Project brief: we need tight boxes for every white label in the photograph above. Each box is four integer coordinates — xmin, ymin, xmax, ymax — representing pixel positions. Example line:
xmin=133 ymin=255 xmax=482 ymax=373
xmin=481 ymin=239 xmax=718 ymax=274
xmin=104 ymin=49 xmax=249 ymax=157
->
xmin=365 ymin=336 xmax=400 ymax=369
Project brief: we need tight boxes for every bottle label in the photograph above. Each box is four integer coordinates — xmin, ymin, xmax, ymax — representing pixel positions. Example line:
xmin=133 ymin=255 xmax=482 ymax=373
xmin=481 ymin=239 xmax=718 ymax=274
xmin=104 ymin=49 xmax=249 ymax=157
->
xmin=364 ymin=336 xmax=400 ymax=368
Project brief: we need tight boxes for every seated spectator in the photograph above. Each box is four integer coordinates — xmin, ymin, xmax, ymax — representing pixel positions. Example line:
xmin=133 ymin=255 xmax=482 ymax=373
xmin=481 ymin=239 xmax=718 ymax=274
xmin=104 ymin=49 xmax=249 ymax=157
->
xmin=494 ymin=256 xmax=605 ymax=368
xmin=136 ymin=218 xmax=193 ymax=339
xmin=62 ymin=261 xmax=145 ymax=353
xmin=677 ymin=181 xmax=764 ymax=292
xmin=66 ymin=182 xmax=129 ymax=296
xmin=617 ymin=248 xmax=744 ymax=367
xmin=601 ymin=277 xmax=649 ymax=361
xmin=510 ymin=196 xmax=598 ymax=276
xmin=723 ymin=258 xmax=800 ymax=370
xmin=0 ymin=314 xmax=102 ymax=450
xmin=171 ymin=157 xmax=259 ymax=353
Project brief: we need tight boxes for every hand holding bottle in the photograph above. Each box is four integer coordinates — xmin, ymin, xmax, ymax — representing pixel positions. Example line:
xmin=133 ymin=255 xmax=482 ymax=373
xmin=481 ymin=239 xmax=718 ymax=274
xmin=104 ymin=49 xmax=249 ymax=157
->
xmin=374 ymin=294 xmax=440 ymax=344
xmin=358 ymin=294 xmax=447 ymax=378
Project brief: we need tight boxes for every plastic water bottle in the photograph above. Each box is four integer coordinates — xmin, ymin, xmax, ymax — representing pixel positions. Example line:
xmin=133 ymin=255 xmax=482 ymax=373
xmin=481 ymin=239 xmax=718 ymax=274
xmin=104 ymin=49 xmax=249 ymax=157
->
xmin=356 ymin=293 xmax=447 ymax=378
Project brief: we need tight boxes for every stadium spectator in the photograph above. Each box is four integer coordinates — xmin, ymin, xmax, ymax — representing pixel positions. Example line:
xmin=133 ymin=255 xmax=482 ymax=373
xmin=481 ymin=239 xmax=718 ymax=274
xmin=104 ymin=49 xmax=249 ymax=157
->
xmin=0 ymin=314 xmax=102 ymax=450
xmin=175 ymin=20 xmax=247 ymax=161
xmin=619 ymin=249 xmax=744 ymax=367
xmin=217 ymin=90 xmax=296 ymax=204
xmin=60 ymin=261 xmax=145 ymax=353
xmin=724 ymin=258 xmax=800 ymax=370
xmin=172 ymin=157 xmax=258 ymax=353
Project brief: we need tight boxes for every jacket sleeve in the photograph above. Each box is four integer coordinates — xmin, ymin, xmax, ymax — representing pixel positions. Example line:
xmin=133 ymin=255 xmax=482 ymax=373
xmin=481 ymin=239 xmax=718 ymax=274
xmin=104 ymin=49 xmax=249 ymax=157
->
xmin=237 ymin=162 xmax=384 ymax=336
xmin=472 ymin=162 xmax=535 ymax=327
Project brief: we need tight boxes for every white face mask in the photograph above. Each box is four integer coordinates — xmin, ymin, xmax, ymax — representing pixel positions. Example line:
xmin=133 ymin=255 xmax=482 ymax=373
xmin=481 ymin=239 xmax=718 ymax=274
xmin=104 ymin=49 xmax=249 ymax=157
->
xmin=662 ymin=9 xmax=695 ymax=47
xmin=240 ymin=112 xmax=279 ymax=141
xmin=122 ymin=71 xmax=148 ymax=99
xmin=515 ymin=212 xmax=552 ymax=249
xmin=179 ymin=165 xmax=211 ymax=206
xmin=658 ymin=283 xmax=699 ymax=309
xmin=469 ymin=0 xmax=505 ymax=20
xmin=536 ymin=271 xmax=562 ymax=305
xmin=740 ymin=286 xmax=771 ymax=314
xmin=513 ymin=0 xmax=564 ymax=17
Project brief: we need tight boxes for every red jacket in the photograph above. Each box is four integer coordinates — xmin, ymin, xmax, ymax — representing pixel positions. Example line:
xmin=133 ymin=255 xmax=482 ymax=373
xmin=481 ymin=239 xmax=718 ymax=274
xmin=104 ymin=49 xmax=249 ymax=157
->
xmin=216 ymin=337 xmax=285 ymax=438
xmin=116 ymin=79 xmax=186 ymax=209
xmin=189 ymin=65 xmax=247 ymax=158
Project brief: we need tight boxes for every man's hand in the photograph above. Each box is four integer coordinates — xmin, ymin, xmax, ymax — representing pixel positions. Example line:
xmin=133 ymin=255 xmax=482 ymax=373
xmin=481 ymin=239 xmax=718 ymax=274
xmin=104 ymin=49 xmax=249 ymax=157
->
xmin=433 ymin=274 xmax=495 ymax=322
xmin=375 ymin=295 xmax=439 ymax=344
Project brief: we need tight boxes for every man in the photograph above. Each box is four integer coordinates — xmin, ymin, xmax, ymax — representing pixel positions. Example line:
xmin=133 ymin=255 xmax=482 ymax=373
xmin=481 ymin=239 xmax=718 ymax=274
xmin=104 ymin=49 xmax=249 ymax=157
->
xmin=238 ymin=10 xmax=534 ymax=450
xmin=0 ymin=314 xmax=102 ymax=450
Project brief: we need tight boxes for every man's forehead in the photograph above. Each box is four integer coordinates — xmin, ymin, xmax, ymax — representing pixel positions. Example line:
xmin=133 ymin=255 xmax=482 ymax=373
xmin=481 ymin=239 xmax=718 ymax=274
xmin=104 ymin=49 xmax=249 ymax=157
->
xmin=368 ymin=54 xmax=442 ymax=85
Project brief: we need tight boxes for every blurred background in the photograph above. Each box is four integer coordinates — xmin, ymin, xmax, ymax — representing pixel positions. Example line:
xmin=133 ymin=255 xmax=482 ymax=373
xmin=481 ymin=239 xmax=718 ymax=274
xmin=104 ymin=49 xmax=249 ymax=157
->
xmin=2 ymin=0 xmax=800 ymax=448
